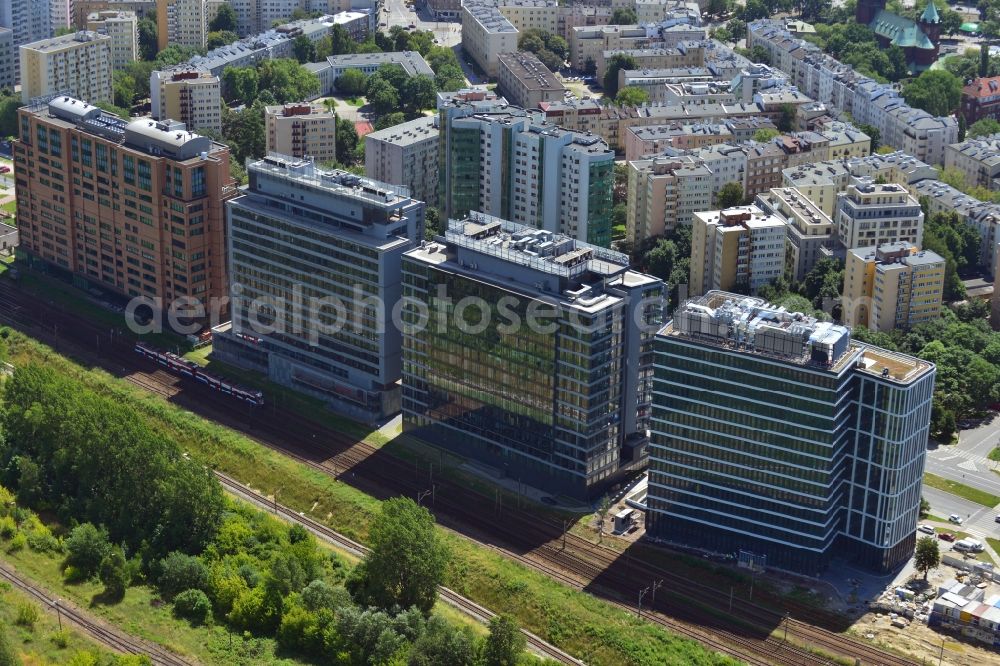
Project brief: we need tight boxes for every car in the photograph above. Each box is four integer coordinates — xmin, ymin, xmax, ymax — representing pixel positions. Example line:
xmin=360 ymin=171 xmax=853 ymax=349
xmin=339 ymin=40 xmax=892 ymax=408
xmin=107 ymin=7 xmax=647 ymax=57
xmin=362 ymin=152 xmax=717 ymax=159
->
xmin=995 ymin=514 xmax=1000 ymax=523
xmin=949 ymin=514 xmax=964 ymax=525
xmin=939 ymin=533 xmax=956 ymax=542
xmin=917 ymin=525 xmax=935 ymax=535
xmin=0 ymin=166 xmax=10 ymax=174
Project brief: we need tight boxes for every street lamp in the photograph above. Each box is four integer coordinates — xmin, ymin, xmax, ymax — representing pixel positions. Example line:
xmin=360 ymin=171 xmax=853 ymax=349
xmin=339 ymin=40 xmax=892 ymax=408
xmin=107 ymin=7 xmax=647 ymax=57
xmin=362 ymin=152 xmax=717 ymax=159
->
xmin=417 ymin=489 xmax=432 ymax=506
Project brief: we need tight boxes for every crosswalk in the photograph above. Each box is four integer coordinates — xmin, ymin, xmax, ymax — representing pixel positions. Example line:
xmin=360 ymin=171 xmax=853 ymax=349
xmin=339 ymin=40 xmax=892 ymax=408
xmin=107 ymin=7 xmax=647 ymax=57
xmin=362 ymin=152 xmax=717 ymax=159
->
xmin=929 ymin=448 xmax=998 ymax=474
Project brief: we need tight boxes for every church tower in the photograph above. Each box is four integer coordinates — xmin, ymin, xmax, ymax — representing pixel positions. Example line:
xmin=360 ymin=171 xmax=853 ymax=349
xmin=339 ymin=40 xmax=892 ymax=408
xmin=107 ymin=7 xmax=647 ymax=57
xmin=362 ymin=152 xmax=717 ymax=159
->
xmin=919 ymin=0 xmax=942 ymax=46
xmin=856 ymin=0 xmax=887 ymax=26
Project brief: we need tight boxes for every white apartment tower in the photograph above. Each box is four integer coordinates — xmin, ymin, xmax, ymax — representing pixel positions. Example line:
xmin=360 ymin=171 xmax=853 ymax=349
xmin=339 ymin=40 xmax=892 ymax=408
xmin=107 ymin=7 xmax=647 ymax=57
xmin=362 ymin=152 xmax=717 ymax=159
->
xmin=833 ymin=179 xmax=924 ymax=252
xmin=86 ymin=11 xmax=138 ymax=70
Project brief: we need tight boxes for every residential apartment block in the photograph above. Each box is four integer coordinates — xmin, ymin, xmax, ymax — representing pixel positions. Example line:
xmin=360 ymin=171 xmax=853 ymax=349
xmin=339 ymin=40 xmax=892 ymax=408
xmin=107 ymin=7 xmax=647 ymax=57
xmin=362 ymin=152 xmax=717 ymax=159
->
xmin=439 ymin=100 xmax=615 ymax=247
xmin=156 ymin=0 xmax=209 ymax=50
xmin=690 ymin=205 xmax=786 ymax=297
xmin=913 ymin=179 xmax=1000 ymax=276
xmin=214 ymin=155 xmax=425 ymax=421
xmin=833 ymin=180 xmax=924 ymax=252
xmin=14 ymin=95 xmax=235 ymax=317
xmin=0 ymin=27 xmax=13 ymax=90
xmin=748 ymin=19 xmax=957 ymax=165
xmin=625 ymin=155 xmax=711 ymax=247
xmin=365 ymin=115 xmax=439 ymax=207
xmin=648 ymin=292 xmax=935 ymax=573
xmin=461 ymin=0 xmax=518 ymax=78
xmin=20 ymin=31 xmax=112 ymax=104
xmin=265 ymin=102 xmax=337 ymax=163
xmin=843 ymin=242 xmax=945 ymax=332
xmin=496 ymin=51 xmax=566 ymax=110
xmin=150 ymin=69 xmax=221 ymax=134
xmin=401 ymin=214 xmax=664 ymax=498
xmin=624 ymin=122 xmax=732 ymax=161
xmin=944 ymin=135 xmax=1000 ymax=192
xmin=73 ymin=1 xmax=156 ymax=27
xmin=961 ymin=76 xmax=1000 ymax=125
xmin=86 ymin=10 xmax=137 ymax=70
xmin=0 ymin=0 xmax=54 ymax=84
xmin=755 ymin=186 xmax=833 ymax=282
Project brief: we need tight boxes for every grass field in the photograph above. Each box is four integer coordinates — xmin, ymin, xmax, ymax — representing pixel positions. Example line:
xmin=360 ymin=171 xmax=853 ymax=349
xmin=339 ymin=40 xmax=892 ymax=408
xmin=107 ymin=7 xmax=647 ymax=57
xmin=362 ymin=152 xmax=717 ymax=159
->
xmin=3 ymin=330 xmax=740 ymax=666
xmin=989 ymin=447 xmax=1000 ymax=462
xmin=0 ymin=577 xmax=116 ymax=665
xmin=923 ymin=472 xmax=1000 ymax=508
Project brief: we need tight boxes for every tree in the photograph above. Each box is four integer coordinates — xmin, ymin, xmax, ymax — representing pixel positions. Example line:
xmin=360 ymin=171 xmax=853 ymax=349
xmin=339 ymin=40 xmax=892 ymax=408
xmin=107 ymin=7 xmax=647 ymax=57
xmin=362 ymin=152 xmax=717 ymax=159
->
xmin=335 ymin=68 xmax=367 ymax=96
xmin=712 ymin=27 xmax=732 ymax=43
xmin=716 ymin=181 xmax=744 ymax=208
xmin=0 ymin=624 xmax=19 ymax=666
xmin=483 ymin=614 xmax=525 ymax=666
xmin=410 ymin=615 xmax=478 ymax=666
xmin=969 ymin=118 xmax=1000 ymax=138
xmin=902 ymin=70 xmax=962 ymax=117
xmin=602 ymin=54 xmax=637 ymax=98
xmin=138 ymin=17 xmax=157 ymax=61
xmin=707 ymin=0 xmax=731 ymax=16
xmin=258 ymin=59 xmax=320 ymax=103
xmin=347 ymin=497 xmax=448 ymax=614
xmin=99 ymin=545 xmax=129 ymax=600
xmin=741 ymin=0 xmax=770 ymax=21
xmin=206 ymin=30 xmax=238 ymax=50
xmin=596 ymin=495 xmax=612 ymax=544
xmin=221 ymin=66 xmax=259 ymax=103
xmin=915 ymin=536 xmax=940 ymax=580
xmin=749 ymin=45 xmax=771 ymax=66
xmin=801 ymin=0 xmax=830 ymax=20
xmin=329 ymin=25 xmax=357 ymax=56
xmin=157 ymin=551 xmax=209 ymax=599
xmin=777 ymin=103 xmax=796 ymax=132
xmin=958 ymin=113 xmax=967 ymax=142
xmin=583 ymin=56 xmax=597 ymax=77
xmin=336 ymin=117 xmax=359 ymax=166
xmin=293 ymin=35 xmax=316 ymax=64
xmin=65 ymin=523 xmax=111 ymax=578
xmin=754 ymin=128 xmax=779 ymax=142
xmin=173 ymin=589 xmax=212 ymax=625
xmin=221 ymin=104 xmax=265 ymax=163
xmin=610 ymin=8 xmax=637 ymax=24
xmin=112 ymin=71 xmax=136 ymax=109
xmin=366 ymin=78 xmax=399 ymax=116
xmin=403 ymin=75 xmax=438 ymax=113
xmin=209 ymin=4 xmax=238 ymax=33
xmin=920 ymin=496 xmax=930 ymax=518
xmin=727 ymin=18 xmax=747 ymax=42
xmin=615 ymin=86 xmax=649 ymax=106
xmin=374 ymin=112 xmax=406 ymax=131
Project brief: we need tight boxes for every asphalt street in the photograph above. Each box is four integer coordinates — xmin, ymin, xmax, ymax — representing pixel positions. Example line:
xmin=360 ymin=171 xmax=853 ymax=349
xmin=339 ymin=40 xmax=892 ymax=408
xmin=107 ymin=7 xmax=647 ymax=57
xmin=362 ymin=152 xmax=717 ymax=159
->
xmin=925 ymin=415 xmax=1000 ymax=497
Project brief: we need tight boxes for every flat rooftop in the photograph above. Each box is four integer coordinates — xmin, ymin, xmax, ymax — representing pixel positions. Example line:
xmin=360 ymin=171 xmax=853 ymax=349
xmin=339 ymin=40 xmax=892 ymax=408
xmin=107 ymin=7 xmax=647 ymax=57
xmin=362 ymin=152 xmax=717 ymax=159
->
xmin=498 ymin=51 xmax=565 ymax=92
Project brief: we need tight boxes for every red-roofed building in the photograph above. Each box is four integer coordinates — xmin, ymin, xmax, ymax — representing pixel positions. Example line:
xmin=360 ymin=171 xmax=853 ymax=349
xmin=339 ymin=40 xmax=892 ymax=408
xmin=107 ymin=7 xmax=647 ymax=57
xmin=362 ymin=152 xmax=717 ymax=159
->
xmin=961 ymin=76 xmax=1000 ymax=124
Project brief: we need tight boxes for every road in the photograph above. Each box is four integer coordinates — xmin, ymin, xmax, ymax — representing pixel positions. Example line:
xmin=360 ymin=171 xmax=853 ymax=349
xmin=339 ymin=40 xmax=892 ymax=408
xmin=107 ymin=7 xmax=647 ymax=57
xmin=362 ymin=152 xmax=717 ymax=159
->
xmin=925 ymin=415 xmax=1000 ymax=498
xmin=381 ymin=0 xmax=462 ymax=48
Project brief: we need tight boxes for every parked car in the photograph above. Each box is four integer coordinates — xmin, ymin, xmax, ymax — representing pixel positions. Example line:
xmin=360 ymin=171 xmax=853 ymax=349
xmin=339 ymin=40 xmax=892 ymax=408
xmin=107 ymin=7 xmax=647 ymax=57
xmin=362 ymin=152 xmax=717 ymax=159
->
xmin=939 ymin=533 xmax=956 ymax=542
xmin=949 ymin=514 xmax=963 ymax=525
xmin=995 ymin=514 xmax=1000 ymax=523
xmin=0 ymin=166 xmax=10 ymax=174
xmin=917 ymin=525 xmax=935 ymax=535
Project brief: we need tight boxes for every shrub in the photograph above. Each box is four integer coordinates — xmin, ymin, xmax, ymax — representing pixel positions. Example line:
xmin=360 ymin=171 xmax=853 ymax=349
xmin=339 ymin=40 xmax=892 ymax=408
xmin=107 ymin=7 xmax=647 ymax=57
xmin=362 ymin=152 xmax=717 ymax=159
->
xmin=99 ymin=546 xmax=130 ymax=600
xmin=6 ymin=532 xmax=26 ymax=553
xmin=63 ymin=565 xmax=86 ymax=583
xmin=158 ymin=552 xmax=208 ymax=599
xmin=66 ymin=652 xmax=99 ymax=666
xmin=14 ymin=600 xmax=39 ymax=627
xmin=64 ymin=523 xmax=110 ymax=577
xmin=173 ymin=589 xmax=212 ymax=625
xmin=50 ymin=629 xmax=71 ymax=648
xmin=0 ymin=516 xmax=16 ymax=539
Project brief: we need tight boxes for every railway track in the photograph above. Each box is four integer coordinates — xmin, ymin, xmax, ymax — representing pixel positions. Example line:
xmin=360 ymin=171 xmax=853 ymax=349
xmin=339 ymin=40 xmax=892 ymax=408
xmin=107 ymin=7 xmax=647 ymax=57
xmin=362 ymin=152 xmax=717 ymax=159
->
xmin=213 ymin=472 xmax=585 ymax=666
xmin=0 ymin=280 xmax=919 ymax=666
xmin=0 ymin=564 xmax=194 ymax=665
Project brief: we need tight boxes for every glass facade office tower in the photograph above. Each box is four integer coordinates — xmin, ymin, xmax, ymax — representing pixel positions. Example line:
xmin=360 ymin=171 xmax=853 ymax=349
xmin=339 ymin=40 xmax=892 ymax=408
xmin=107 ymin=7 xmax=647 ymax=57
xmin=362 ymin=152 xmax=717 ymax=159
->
xmin=215 ymin=155 xmax=424 ymax=422
xmin=647 ymin=292 xmax=935 ymax=574
xmin=401 ymin=214 xmax=664 ymax=498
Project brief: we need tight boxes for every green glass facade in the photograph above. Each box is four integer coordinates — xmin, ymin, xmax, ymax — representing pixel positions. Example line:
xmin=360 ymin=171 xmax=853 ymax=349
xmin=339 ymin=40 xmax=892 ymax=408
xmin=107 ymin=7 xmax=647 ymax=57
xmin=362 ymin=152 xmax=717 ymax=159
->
xmin=586 ymin=160 xmax=613 ymax=248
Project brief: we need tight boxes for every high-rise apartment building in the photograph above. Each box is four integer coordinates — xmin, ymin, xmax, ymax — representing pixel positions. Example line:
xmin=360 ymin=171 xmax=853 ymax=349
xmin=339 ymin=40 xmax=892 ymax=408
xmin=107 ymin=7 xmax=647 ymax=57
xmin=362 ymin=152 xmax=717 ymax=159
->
xmin=401 ymin=213 xmax=664 ymax=498
xmin=648 ymin=292 xmax=935 ymax=574
xmin=754 ymin=186 xmax=833 ymax=281
xmin=439 ymin=101 xmax=615 ymax=247
xmin=150 ymin=69 xmax=222 ymax=134
xmin=86 ymin=10 xmax=137 ymax=70
xmin=842 ymin=242 xmax=945 ymax=332
xmin=20 ymin=31 xmax=112 ymax=104
xmin=834 ymin=180 xmax=924 ymax=252
xmin=214 ymin=155 xmax=425 ymax=421
xmin=51 ymin=0 xmax=70 ymax=32
xmin=156 ymin=0 xmax=208 ymax=50
xmin=15 ymin=95 xmax=235 ymax=317
xmin=265 ymin=102 xmax=338 ymax=164
xmin=365 ymin=115 xmax=439 ymax=207
xmin=0 ymin=0 xmax=53 ymax=83
xmin=625 ymin=155 xmax=712 ymax=247
xmin=689 ymin=205 xmax=786 ymax=297
xmin=0 ymin=27 xmax=13 ymax=90
xmin=72 ymin=2 xmax=157 ymax=29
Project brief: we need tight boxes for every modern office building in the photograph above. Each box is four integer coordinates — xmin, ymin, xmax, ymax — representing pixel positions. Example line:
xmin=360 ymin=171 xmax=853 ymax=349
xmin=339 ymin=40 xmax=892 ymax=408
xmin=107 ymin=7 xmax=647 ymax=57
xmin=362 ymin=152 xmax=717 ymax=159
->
xmin=755 ymin=186 xmax=833 ymax=281
xmin=86 ymin=10 xmax=138 ymax=70
xmin=834 ymin=180 xmax=924 ymax=252
xmin=14 ymin=95 xmax=236 ymax=318
xmin=20 ymin=31 xmax=112 ymax=104
xmin=625 ymin=155 xmax=712 ymax=247
xmin=438 ymin=101 xmax=615 ymax=247
xmin=150 ymin=69 xmax=222 ymax=134
xmin=365 ymin=115 xmax=439 ymax=207
xmin=214 ymin=155 xmax=425 ymax=421
xmin=648 ymin=292 xmax=936 ymax=574
xmin=842 ymin=242 xmax=945 ymax=332
xmin=690 ymin=205 xmax=787 ymax=297
xmin=401 ymin=213 xmax=664 ymax=498
xmin=496 ymin=51 xmax=566 ymax=110
xmin=265 ymin=102 xmax=338 ymax=163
